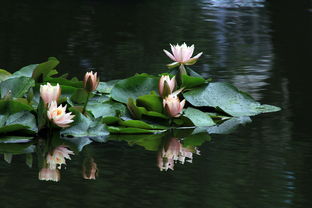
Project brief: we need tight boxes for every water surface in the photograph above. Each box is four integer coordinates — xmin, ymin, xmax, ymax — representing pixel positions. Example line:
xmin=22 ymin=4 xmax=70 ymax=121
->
xmin=0 ymin=0 xmax=312 ymax=208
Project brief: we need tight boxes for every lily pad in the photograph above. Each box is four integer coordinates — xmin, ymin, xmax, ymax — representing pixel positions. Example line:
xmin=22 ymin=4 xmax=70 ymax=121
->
xmin=183 ymin=107 xmax=215 ymax=127
xmin=111 ymin=74 xmax=158 ymax=103
xmin=0 ymin=76 xmax=35 ymax=98
xmin=183 ymin=82 xmax=281 ymax=116
xmin=0 ymin=111 xmax=38 ymax=134
xmin=87 ymin=101 xmax=126 ymax=118
xmin=61 ymin=113 xmax=109 ymax=138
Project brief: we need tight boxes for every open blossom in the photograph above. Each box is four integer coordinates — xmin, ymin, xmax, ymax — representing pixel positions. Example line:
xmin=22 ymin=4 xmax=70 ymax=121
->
xmin=158 ymin=138 xmax=200 ymax=171
xmin=163 ymin=90 xmax=185 ymax=117
xmin=84 ymin=71 xmax=99 ymax=92
xmin=38 ymin=168 xmax=60 ymax=182
xmin=46 ymin=145 xmax=74 ymax=170
xmin=40 ymin=82 xmax=61 ymax=105
xmin=159 ymin=75 xmax=176 ymax=97
xmin=47 ymin=101 xmax=75 ymax=128
xmin=163 ymin=43 xmax=203 ymax=67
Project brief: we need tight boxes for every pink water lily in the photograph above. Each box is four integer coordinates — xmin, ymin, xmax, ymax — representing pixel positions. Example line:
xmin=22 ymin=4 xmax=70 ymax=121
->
xmin=38 ymin=168 xmax=60 ymax=182
xmin=163 ymin=89 xmax=185 ymax=117
xmin=159 ymin=75 xmax=176 ymax=97
xmin=158 ymin=138 xmax=200 ymax=171
xmin=46 ymin=145 xmax=74 ymax=170
xmin=84 ymin=71 xmax=100 ymax=92
xmin=40 ymin=82 xmax=61 ymax=105
xmin=163 ymin=43 xmax=203 ymax=67
xmin=47 ymin=101 xmax=75 ymax=128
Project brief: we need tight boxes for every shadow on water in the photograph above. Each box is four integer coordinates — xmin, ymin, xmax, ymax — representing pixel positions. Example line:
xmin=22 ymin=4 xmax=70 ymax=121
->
xmin=0 ymin=0 xmax=312 ymax=208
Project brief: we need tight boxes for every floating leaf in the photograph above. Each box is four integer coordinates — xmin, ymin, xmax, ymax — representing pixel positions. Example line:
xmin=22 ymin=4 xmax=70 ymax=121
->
xmin=0 ymin=99 xmax=33 ymax=114
xmin=119 ymin=120 xmax=167 ymax=130
xmin=61 ymin=113 xmax=109 ymax=138
xmin=32 ymin=57 xmax=60 ymax=82
xmin=183 ymin=107 xmax=215 ymax=127
xmin=136 ymin=94 xmax=163 ymax=113
xmin=97 ymin=80 xmax=119 ymax=94
xmin=0 ymin=69 xmax=11 ymax=82
xmin=0 ymin=76 xmax=35 ymax=98
xmin=12 ymin=64 xmax=38 ymax=78
xmin=87 ymin=101 xmax=126 ymax=118
xmin=111 ymin=74 xmax=158 ymax=103
xmin=181 ymin=74 xmax=206 ymax=89
xmin=107 ymin=126 xmax=165 ymax=134
xmin=184 ymin=82 xmax=281 ymax=116
xmin=0 ymin=136 xmax=34 ymax=143
xmin=0 ymin=111 xmax=38 ymax=134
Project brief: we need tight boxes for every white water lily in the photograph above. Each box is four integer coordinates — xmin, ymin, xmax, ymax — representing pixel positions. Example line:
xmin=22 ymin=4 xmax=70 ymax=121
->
xmin=47 ymin=101 xmax=75 ymax=128
xmin=163 ymin=43 xmax=203 ymax=67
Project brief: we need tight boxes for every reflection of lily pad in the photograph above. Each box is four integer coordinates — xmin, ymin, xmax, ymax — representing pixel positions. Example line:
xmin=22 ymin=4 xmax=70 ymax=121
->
xmin=207 ymin=116 xmax=252 ymax=134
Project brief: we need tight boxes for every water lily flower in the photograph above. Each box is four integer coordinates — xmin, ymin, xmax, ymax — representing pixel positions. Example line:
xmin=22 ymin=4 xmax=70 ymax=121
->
xmin=38 ymin=168 xmax=60 ymax=182
xmin=163 ymin=43 xmax=203 ymax=67
xmin=40 ymin=82 xmax=61 ymax=105
xmin=47 ymin=101 xmax=75 ymax=128
xmin=159 ymin=75 xmax=176 ymax=97
xmin=83 ymin=158 xmax=98 ymax=180
xmin=46 ymin=145 xmax=74 ymax=170
xmin=163 ymin=90 xmax=185 ymax=117
xmin=158 ymin=138 xmax=200 ymax=171
xmin=84 ymin=71 xmax=99 ymax=92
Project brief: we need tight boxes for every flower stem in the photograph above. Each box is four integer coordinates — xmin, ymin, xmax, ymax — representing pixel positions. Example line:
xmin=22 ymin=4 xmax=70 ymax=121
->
xmin=82 ymin=92 xmax=91 ymax=114
xmin=179 ymin=64 xmax=187 ymax=76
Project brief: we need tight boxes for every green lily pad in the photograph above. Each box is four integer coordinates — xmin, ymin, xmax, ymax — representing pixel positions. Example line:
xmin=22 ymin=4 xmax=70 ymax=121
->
xmin=97 ymin=80 xmax=119 ymax=94
xmin=0 ymin=69 xmax=12 ymax=82
xmin=181 ymin=74 xmax=206 ymax=89
xmin=61 ymin=113 xmax=109 ymax=138
xmin=183 ymin=107 xmax=215 ymax=127
xmin=0 ymin=136 xmax=34 ymax=143
xmin=107 ymin=126 xmax=165 ymax=134
xmin=119 ymin=120 xmax=167 ymax=130
xmin=0 ymin=99 xmax=33 ymax=114
xmin=32 ymin=57 xmax=60 ymax=82
xmin=183 ymin=82 xmax=281 ymax=116
xmin=0 ymin=111 xmax=38 ymax=134
xmin=111 ymin=74 xmax=158 ymax=103
xmin=87 ymin=101 xmax=126 ymax=118
xmin=0 ymin=76 xmax=35 ymax=98
xmin=136 ymin=94 xmax=163 ymax=113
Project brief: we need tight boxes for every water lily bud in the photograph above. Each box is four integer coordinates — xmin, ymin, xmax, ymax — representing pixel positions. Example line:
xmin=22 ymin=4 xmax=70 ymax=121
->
xmin=40 ymin=82 xmax=61 ymax=105
xmin=84 ymin=71 xmax=99 ymax=92
xmin=163 ymin=43 xmax=203 ymax=68
xmin=47 ymin=101 xmax=75 ymax=128
xmin=163 ymin=90 xmax=185 ymax=118
xmin=159 ymin=75 xmax=176 ymax=98
xmin=38 ymin=168 xmax=60 ymax=182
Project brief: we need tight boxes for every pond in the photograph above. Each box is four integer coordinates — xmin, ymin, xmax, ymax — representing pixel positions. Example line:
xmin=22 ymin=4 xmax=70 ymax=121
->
xmin=0 ymin=0 xmax=312 ymax=208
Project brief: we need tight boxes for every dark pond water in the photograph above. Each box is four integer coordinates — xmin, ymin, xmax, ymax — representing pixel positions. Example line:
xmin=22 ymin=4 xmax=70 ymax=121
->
xmin=1 ymin=0 xmax=312 ymax=207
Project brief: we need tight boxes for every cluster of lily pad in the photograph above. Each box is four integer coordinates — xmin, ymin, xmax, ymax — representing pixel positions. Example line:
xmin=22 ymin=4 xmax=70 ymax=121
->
xmin=0 ymin=43 xmax=280 ymax=139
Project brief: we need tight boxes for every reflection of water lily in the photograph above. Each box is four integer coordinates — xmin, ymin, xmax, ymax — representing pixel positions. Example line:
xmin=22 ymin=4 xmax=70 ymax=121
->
xmin=47 ymin=145 xmax=74 ymax=170
xmin=40 ymin=82 xmax=61 ymax=105
xmin=38 ymin=168 xmax=60 ymax=182
xmin=47 ymin=101 xmax=75 ymax=128
xmin=163 ymin=43 xmax=203 ymax=67
xmin=163 ymin=90 xmax=185 ymax=118
xmin=159 ymin=75 xmax=176 ymax=98
xmin=83 ymin=158 xmax=98 ymax=180
xmin=158 ymin=138 xmax=200 ymax=171
xmin=84 ymin=71 xmax=99 ymax=92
